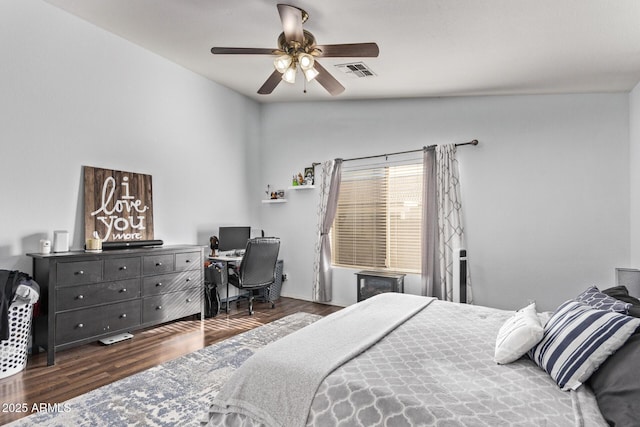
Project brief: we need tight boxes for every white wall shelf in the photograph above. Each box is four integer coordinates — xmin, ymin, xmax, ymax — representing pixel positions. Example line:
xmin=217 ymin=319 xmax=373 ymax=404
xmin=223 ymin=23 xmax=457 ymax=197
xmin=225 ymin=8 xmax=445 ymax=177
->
xmin=262 ymin=199 xmax=287 ymax=204
xmin=288 ymin=185 xmax=315 ymax=190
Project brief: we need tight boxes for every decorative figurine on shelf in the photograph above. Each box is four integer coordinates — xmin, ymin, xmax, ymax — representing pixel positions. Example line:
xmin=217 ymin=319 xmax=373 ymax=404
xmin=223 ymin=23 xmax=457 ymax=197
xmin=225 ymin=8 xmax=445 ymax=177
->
xmin=265 ymin=184 xmax=283 ymax=199
xmin=209 ymin=235 xmax=219 ymax=257
xmin=304 ymin=166 xmax=314 ymax=185
xmin=292 ymin=175 xmax=298 ymax=186
xmin=297 ymin=172 xmax=304 ymax=185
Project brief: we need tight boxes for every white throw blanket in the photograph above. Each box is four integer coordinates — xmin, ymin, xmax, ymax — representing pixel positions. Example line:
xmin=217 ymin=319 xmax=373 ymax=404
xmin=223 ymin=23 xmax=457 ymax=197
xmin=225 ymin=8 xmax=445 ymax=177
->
xmin=207 ymin=293 xmax=434 ymax=427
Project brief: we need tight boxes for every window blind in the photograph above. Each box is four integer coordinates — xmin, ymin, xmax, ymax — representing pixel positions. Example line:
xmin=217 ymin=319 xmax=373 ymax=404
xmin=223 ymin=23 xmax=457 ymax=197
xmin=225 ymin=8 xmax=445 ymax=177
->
xmin=331 ymin=162 xmax=423 ymax=273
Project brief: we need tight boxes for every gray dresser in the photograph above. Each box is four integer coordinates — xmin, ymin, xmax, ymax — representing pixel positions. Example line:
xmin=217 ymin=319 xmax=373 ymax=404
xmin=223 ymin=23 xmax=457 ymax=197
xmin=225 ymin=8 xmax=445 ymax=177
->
xmin=28 ymin=245 xmax=204 ymax=365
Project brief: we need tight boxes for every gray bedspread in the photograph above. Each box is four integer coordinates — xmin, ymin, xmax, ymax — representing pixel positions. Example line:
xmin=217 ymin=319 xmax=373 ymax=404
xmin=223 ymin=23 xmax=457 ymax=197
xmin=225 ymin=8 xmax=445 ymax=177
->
xmin=207 ymin=293 xmax=433 ymax=426
xmin=206 ymin=295 xmax=608 ymax=427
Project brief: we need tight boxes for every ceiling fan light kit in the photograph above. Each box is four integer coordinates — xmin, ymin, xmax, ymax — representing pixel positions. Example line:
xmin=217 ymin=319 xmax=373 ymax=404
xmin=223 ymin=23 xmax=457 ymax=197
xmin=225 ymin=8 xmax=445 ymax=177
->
xmin=274 ymin=55 xmax=293 ymax=73
xmin=303 ymin=67 xmax=319 ymax=82
xmin=298 ymin=53 xmax=314 ymax=70
xmin=282 ymin=66 xmax=297 ymax=84
xmin=211 ymin=3 xmax=379 ymax=96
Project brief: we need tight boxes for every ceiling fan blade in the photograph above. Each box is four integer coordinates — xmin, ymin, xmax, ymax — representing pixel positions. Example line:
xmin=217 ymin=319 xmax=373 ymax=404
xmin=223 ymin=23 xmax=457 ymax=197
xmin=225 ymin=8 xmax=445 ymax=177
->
xmin=277 ymin=4 xmax=304 ymax=43
xmin=257 ymin=70 xmax=283 ymax=95
xmin=314 ymin=43 xmax=380 ymax=58
xmin=313 ymin=61 xmax=345 ymax=96
xmin=211 ymin=47 xmax=276 ymax=55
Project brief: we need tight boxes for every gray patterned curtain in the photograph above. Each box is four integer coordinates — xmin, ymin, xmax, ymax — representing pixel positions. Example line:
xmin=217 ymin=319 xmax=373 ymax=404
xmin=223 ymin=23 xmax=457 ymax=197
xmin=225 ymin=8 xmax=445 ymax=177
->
xmin=421 ymin=148 xmax=438 ymax=296
xmin=436 ymin=144 xmax=472 ymax=303
xmin=312 ymin=159 xmax=343 ymax=302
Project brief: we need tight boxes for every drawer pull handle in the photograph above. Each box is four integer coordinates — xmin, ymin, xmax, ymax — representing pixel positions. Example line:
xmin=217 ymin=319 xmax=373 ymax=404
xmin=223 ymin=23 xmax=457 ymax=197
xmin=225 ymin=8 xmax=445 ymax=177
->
xmin=185 ymin=259 xmax=191 ymax=263
xmin=77 ymin=323 xmax=84 ymax=328
xmin=121 ymin=266 xmax=127 ymax=270
xmin=156 ymin=282 xmax=163 ymax=287
xmin=186 ymin=277 xmax=191 ymax=282
xmin=156 ymin=262 xmax=163 ymax=266
xmin=77 ymin=270 xmax=84 ymax=275
xmin=156 ymin=305 xmax=162 ymax=310
xmin=120 ymin=313 xmax=127 ymax=319
xmin=121 ymin=288 xmax=127 ymax=293
xmin=77 ymin=295 xmax=84 ymax=300
xmin=186 ymin=298 xmax=192 ymax=302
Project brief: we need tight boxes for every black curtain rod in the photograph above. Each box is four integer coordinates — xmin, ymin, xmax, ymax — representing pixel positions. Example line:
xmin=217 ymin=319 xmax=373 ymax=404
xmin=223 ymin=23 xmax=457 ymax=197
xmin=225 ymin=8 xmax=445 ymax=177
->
xmin=337 ymin=139 xmax=478 ymax=163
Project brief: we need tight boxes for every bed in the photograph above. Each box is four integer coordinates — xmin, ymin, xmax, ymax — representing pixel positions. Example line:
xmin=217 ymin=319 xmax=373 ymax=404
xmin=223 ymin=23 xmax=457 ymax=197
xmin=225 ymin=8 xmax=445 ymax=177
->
xmin=204 ymin=289 xmax=640 ymax=427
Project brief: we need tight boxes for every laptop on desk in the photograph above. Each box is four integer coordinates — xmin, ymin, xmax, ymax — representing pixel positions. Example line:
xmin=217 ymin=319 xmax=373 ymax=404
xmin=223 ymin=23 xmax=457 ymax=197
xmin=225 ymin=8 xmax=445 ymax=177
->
xmin=211 ymin=250 xmax=243 ymax=260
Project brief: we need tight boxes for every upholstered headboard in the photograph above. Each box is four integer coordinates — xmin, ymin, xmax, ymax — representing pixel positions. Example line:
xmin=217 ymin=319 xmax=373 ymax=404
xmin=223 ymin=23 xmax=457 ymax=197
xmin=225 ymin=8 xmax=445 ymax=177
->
xmin=616 ymin=268 xmax=640 ymax=297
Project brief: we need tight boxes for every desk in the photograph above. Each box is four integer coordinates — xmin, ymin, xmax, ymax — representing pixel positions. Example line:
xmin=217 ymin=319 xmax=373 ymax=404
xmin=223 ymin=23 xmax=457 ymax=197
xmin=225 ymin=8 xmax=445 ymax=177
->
xmin=207 ymin=255 xmax=285 ymax=313
xmin=208 ymin=255 xmax=243 ymax=313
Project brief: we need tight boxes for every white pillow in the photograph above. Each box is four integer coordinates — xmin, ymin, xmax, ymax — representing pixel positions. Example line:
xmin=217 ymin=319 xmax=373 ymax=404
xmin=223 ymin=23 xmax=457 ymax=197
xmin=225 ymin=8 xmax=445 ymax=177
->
xmin=537 ymin=311 xmax=552 ymax=327
xmin=494 ymin=302 xmax=544 ymax=364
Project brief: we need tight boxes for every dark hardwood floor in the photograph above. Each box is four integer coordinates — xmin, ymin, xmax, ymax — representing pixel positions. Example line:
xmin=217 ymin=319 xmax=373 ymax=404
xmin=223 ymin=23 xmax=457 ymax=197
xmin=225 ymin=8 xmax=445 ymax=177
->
xmin=0 ymin=297 xmax=342 ymax=425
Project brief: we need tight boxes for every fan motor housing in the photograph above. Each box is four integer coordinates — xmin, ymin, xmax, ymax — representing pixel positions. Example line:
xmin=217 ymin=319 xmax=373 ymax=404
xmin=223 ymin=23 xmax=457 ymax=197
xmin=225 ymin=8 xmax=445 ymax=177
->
xmin=277 ymin=30 xmax=317 ymax=54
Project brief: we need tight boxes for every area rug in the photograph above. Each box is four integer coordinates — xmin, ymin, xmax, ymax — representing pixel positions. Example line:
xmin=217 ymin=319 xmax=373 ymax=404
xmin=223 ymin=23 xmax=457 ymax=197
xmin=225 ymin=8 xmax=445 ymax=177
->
xmin=8 ymin=312 xmax=321 ymax=427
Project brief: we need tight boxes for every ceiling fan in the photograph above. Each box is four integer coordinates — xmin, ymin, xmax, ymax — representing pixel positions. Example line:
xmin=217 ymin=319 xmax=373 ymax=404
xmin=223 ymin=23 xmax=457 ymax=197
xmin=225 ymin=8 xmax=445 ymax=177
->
xmin=211 ymin=4 xmax=379 ymax=96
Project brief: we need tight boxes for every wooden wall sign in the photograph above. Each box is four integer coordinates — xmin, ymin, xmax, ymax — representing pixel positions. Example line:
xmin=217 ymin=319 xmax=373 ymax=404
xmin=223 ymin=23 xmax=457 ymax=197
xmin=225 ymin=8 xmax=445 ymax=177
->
xmin=84 ymin=166 xmax=154 ymax=243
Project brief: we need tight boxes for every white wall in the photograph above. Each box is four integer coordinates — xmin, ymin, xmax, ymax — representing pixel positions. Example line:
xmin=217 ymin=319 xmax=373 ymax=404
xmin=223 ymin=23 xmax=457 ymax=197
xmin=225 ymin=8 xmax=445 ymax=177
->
xmin=260 ymin=94 xmax=630 ymax=312
xmin=630 ymin=83 xmax=640 ymax=265
xmin=0 ymin=0 xmax=260 ymax=273
xmin=1 ymin=1 xmax=633 ymax=314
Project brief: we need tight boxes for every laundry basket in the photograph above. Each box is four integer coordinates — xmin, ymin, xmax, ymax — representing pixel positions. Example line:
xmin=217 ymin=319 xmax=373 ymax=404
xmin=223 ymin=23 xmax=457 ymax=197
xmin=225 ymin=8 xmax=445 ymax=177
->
xmin=0 ymin=301 xmax=35 ymax=379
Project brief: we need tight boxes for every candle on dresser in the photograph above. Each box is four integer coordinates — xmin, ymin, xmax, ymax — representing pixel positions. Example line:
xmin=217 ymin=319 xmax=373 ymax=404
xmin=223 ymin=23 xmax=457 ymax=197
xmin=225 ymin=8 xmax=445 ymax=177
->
xmin=85 ymin=238 xmax=102 ymax=252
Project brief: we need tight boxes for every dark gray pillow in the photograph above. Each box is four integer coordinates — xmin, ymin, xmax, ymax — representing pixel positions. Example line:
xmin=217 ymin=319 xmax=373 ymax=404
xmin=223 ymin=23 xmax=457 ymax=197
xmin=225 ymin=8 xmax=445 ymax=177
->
xmin=587 ymin=330 xmax=640 ymax=426
xmin=602 ymin=286 xmax=640 ymax=318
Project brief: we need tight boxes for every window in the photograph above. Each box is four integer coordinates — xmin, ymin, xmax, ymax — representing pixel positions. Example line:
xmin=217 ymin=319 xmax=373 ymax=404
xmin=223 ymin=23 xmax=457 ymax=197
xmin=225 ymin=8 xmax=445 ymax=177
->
xmin=331 ymin=162 xmax=423 ymax=273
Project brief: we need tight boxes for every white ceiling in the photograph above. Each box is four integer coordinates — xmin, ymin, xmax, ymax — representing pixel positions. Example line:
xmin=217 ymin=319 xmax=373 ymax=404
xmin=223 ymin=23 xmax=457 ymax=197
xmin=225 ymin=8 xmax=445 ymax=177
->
xmin=44 ymin=0 xmax=640 ymax=103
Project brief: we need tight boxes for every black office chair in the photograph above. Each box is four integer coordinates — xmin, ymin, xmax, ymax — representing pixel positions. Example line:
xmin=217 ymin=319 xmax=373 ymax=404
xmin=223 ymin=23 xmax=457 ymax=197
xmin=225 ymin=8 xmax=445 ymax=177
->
xmin=228 ymin=237 xmax=280 ymax=315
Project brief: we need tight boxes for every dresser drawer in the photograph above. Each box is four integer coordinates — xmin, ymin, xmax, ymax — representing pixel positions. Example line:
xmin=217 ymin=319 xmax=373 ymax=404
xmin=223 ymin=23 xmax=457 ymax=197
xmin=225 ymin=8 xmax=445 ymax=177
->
xmin=142 ymin=287 xmax=201 ymax=325
xmin=142 ymin=270 xmax=202 ymax=296
xmin=175 ymin=251 xmax=201 ymax=271
xmin=56 ymin=300 xmax=141 ymax=345
xmin=143 ymin=254 xmax=174 ymax=275
xmin=56 ymin=260 xmax=102 ymax=286
xmin=104 ymin=257 xmax=141 ymax=281
xmin=56 ymin=279 xmax=141 ymax=311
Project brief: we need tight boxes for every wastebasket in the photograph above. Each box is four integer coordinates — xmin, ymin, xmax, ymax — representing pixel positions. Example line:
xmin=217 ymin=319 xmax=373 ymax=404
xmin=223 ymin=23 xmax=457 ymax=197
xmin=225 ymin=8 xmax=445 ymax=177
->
xmin=204 ymin=262 xmax=223 ymax=317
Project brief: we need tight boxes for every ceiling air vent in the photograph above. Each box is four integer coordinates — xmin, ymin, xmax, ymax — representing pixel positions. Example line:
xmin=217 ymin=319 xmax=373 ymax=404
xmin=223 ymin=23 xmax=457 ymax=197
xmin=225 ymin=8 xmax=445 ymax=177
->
xmin=334 ymin=62 xmax=376 ymax=78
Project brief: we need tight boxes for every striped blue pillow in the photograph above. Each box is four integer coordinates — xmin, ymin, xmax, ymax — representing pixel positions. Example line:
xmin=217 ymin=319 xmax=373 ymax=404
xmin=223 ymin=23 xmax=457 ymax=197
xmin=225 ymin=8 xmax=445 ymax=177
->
xmin=529 ymin=300 xmax=640 ymax=390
